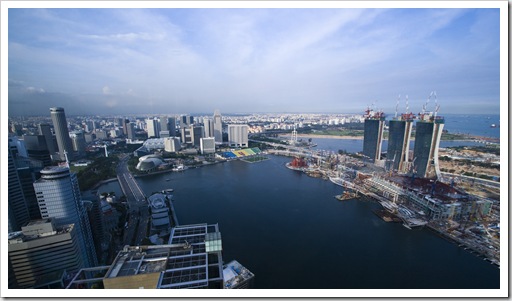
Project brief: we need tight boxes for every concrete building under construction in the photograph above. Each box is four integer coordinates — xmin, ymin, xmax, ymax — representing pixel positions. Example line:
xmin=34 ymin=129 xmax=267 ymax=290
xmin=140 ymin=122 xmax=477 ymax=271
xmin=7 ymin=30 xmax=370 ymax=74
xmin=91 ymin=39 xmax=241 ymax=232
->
xmin=362 ymin=109 xmax=385 ymax=163
xmin=412 ymin=112 xmax=444 ymax=179
xmin=385 ymin=112 xmax=414 ymax=173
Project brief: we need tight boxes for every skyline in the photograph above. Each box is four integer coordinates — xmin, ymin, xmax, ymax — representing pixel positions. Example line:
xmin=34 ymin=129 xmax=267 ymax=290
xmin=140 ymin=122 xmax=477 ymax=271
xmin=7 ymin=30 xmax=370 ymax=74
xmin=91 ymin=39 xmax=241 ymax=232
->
xmin=6 ymin=5 xmax=502 ymax=117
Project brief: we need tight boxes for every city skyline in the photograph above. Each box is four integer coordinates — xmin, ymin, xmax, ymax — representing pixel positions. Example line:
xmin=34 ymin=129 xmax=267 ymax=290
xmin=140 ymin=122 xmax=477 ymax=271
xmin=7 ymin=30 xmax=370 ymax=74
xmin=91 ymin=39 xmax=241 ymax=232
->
xmin=6 ymin=4 xmax=502 ymax=117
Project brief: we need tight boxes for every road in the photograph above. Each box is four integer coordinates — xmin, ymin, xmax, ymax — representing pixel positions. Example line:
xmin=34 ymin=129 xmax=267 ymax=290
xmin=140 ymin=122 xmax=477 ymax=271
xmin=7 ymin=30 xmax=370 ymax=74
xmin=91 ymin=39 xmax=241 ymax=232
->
xmin=116 ymin=154 xmax=149 ymax=246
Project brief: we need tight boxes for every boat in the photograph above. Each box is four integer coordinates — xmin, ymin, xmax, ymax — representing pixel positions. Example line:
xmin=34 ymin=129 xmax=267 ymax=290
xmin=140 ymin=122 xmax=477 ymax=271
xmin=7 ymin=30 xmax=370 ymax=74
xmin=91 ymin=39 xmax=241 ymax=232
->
xmin=165 ymin=178 xmax=171 ymax=181
xmin=172 ymin=165 xmax=188 ymax=172
xmin=335 ymin=190 xmax=359 ymax=201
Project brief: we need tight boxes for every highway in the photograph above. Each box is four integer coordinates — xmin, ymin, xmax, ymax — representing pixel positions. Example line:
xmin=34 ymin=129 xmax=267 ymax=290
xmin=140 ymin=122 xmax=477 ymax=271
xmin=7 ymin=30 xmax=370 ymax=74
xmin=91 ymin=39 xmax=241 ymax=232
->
xmin=116 ymin=154 xmax=149 ymax=246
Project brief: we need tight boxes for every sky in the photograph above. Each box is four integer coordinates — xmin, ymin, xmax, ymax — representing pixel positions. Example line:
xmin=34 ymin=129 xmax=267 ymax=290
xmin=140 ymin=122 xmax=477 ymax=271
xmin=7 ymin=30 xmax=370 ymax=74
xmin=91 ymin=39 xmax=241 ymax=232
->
xmin=6 ymin=6 xmax=502 ymax=116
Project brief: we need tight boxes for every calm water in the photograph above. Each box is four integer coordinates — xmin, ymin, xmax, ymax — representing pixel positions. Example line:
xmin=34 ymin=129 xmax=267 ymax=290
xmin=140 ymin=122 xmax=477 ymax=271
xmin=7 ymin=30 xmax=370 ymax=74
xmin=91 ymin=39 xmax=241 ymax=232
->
xmin=96 ymin=114 xmax=500 ymax=289
xmin=135 ymin=156 xmax=499 ymax=289
xmin=303 ymin=113 xmax=501 ymax=154
xmin=313 ymin=138 xmax=487 ymax=154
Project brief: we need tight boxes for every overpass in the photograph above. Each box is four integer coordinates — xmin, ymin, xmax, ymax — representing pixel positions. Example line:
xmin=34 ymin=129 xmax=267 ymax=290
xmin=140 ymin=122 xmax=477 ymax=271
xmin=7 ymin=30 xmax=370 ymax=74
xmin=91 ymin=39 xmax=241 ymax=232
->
xmin=116 ymin=155 xmax=149 ymax=246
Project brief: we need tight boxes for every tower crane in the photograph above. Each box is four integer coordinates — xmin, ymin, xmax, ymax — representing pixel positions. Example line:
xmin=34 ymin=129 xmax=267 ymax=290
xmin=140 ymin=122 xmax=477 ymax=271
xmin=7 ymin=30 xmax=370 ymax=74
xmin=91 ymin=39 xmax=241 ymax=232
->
xmin=433 ymin=91 xmax=441 ymax=118
xmin=395 ymin=95 xmax=400 ymax=119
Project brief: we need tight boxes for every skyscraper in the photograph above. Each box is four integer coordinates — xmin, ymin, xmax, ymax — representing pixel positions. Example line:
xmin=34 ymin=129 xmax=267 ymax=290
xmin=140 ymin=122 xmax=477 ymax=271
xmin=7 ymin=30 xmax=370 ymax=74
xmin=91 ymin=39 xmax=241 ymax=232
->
xmin=203 ymin=117 xmax=214 ymax=138
xmin=160 ymin=116 xmax=176 ymax=138
xmin=126 ymin=122 xmax=136 ymax=140
xmin=180 ymin=125 xmax=204 ymax=147
xmin=412 ymin=112 xmax=445 ymax=178
xmin=70 ymin=131 xmax=86 ymax=158
xmin=122 ymin=119 xmax=130 ymax=137
xmin=23 ymin=135 xmax=52 ymax=167
xmin=38 ymin=123 xmax=57 ymax=159
xmin=362 ymin=109 xmax=385 ymax=163
xmin=8 ymin=219 xmax=84 ymax=288
xmin=8 ymin=150 xmax=30 ymax=233
xmin=385 ymin=113 xmax=414 ymax=172
xmin=50 ymin=107 xmax=74 ymax=161
xmin=33 ymin=166 xmax=98 ymax=268
xmin=227 ymin=124 xmax=249 ymax=147
xmin=146 ymin=118 xmax=160 ymax=138
xmin=200 ymin=137 xmax=216 ymax=154
xmin=168 ymin=116 xmax=176 ymax=136
xmin=213 ymin=110 xmax=223 ymax=143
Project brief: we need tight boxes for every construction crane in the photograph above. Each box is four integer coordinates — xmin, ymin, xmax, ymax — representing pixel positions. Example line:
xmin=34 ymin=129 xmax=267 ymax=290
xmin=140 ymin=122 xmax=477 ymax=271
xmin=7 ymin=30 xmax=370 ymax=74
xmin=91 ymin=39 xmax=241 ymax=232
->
xmin=395 ymin=95 xmax=400 ymax=118
xmin=433 ymin=91 xmax=441 ymax=118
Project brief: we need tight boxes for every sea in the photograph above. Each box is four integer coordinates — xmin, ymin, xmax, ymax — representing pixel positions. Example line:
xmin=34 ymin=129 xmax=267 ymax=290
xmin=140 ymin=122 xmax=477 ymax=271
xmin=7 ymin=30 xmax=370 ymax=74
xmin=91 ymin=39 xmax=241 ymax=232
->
xmin=95 ymin=114 xmax=501 ymax=290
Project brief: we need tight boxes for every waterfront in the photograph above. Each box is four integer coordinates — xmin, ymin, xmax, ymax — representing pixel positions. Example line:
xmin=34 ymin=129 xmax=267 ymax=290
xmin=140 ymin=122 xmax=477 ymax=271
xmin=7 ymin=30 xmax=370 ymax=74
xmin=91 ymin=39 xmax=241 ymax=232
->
xmin=134 ymin=155 xmax=499 ymax=289
xmin=281 ymin=136 xmax=489 ymax=155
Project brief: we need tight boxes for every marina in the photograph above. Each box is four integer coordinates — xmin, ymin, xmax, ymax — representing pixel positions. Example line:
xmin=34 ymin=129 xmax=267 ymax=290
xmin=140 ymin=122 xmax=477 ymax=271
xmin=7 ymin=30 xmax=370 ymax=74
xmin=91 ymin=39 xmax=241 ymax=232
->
xmin=136 ymin=155 xmax=500 ymax=289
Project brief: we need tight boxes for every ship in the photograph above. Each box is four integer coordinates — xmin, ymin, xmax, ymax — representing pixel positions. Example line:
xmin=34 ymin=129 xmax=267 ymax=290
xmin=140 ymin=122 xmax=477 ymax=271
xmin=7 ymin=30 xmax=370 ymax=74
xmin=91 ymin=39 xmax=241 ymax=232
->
xmin=335 ymin=190 xmax=359 ymax=201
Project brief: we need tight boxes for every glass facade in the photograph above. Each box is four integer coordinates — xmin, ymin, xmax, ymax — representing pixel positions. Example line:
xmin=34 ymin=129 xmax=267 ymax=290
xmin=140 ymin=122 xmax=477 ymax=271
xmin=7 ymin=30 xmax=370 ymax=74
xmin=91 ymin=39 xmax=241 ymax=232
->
xmin=33 ymin=167 xmax=97 ymax=268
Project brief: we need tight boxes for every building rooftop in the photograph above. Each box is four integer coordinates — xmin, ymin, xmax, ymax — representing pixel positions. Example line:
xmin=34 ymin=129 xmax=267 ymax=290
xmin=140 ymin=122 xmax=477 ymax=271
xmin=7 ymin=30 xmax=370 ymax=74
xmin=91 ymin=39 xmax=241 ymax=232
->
xmin=223 ymin=260 xmax=255 ymax=289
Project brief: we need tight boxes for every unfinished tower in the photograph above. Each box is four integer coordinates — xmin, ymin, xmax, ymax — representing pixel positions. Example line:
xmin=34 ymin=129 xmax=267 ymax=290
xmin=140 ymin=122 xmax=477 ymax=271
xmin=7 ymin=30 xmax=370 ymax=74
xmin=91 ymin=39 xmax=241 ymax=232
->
xmin=362 ymin=108 xmax=385 ymax=163
xmin=386 ymin=99 xmax=415 ymax=172
xmin=412 ymin=94 xmax=444 ymax=179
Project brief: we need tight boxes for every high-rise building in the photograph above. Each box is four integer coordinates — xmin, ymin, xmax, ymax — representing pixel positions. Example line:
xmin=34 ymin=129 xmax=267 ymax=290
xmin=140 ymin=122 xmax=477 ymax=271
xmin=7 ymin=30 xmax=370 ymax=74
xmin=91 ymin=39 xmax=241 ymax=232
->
xmin=180 ymin=125 xmax=204 ymax=147
xmin=181 ymin=115 xmax=194 ymax=127
xmin=362 ymin=109 xmax=385 ymax=163
xmin=33 ymin=166 xmax=98 ymax=268
xmin=38 ymin=123 xmax=58 ymax=158
xmin=160 ymin=116 xmax=176 ymax=138
xmin=203 ymin=118 xmax=214 ymax=138
xmin=160 ymin=116 xmax=176 ymax=135
xmin=385 ymin=113 xmax=414 ymax=172
xmin=70 ymin=131 xmax=86 ymax=158
xmin=121 ymin=119 xmax=129 ymax=136
xmin=50 ymin=107 xmax=74 ymax=161
xmin=200 ymin=137 xmax=216 ymax=155
xmin=213 ymin=110 xmax=223 ymax=143
xmin=115 ymin=118 xmax=124 ymax=127
xmin=8 ymin=151 xmax=30 ymax=233
xmin=11 ymin=123 xmax=24 ymax=136
xmin=146 ymin=118 xmax=160 ymax=138
xmin=126 ymin=122 xmax=136 ymax=140
xmin=12 ymin=158 xmax=43 ymax=221
xmin=168 ymin=117 xmax=176 ymax=136
xmin=412 ymin=112 xmax=445 ymax=178
xmin=8 ymin=219 xmax=83 ymax=288
xmin=22 ymin=135 xmax=52 ymax=167
xmin=164 ymin=137 xmax=181 ymax=153
xmin=227 ymin=124 xmax=249 ymax=148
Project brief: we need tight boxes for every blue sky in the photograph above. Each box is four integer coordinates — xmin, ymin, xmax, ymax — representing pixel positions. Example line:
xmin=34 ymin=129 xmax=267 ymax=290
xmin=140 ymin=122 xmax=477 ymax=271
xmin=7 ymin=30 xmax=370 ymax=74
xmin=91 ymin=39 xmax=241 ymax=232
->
xmin=7 ymin=7 xmax=501 ymax=116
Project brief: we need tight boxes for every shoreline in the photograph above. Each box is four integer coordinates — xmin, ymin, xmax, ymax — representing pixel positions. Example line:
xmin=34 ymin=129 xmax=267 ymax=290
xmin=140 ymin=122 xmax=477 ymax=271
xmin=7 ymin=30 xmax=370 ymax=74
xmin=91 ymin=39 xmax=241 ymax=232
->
xmin=279 ymin=134 xmax=364 ymax=140
xmin=279 ymin=133 xmax=484 ymax=142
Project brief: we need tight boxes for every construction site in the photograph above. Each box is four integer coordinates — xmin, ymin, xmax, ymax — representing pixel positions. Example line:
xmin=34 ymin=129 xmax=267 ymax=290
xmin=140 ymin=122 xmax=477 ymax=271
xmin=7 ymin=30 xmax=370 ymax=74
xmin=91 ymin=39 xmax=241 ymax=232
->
xmin=277 ymin=93 xmax=500 ymax=266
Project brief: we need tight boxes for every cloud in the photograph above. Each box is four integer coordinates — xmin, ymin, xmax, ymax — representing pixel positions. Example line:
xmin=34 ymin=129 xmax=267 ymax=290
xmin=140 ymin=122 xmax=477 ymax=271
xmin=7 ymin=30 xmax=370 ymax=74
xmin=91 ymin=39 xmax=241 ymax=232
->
xmin=7 ymin=8 xmax=501 ymax=115
xmin=26 ymin=87 xmax=45 ymax=93
xmin=80 ymin=32 xmax=166 ymax=43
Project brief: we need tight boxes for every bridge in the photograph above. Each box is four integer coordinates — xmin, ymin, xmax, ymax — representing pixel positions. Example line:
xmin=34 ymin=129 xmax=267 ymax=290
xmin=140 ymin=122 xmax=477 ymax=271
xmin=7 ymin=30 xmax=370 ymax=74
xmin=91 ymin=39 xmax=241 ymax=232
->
xmin=116 ymin=155 xmax=149 ymax=246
